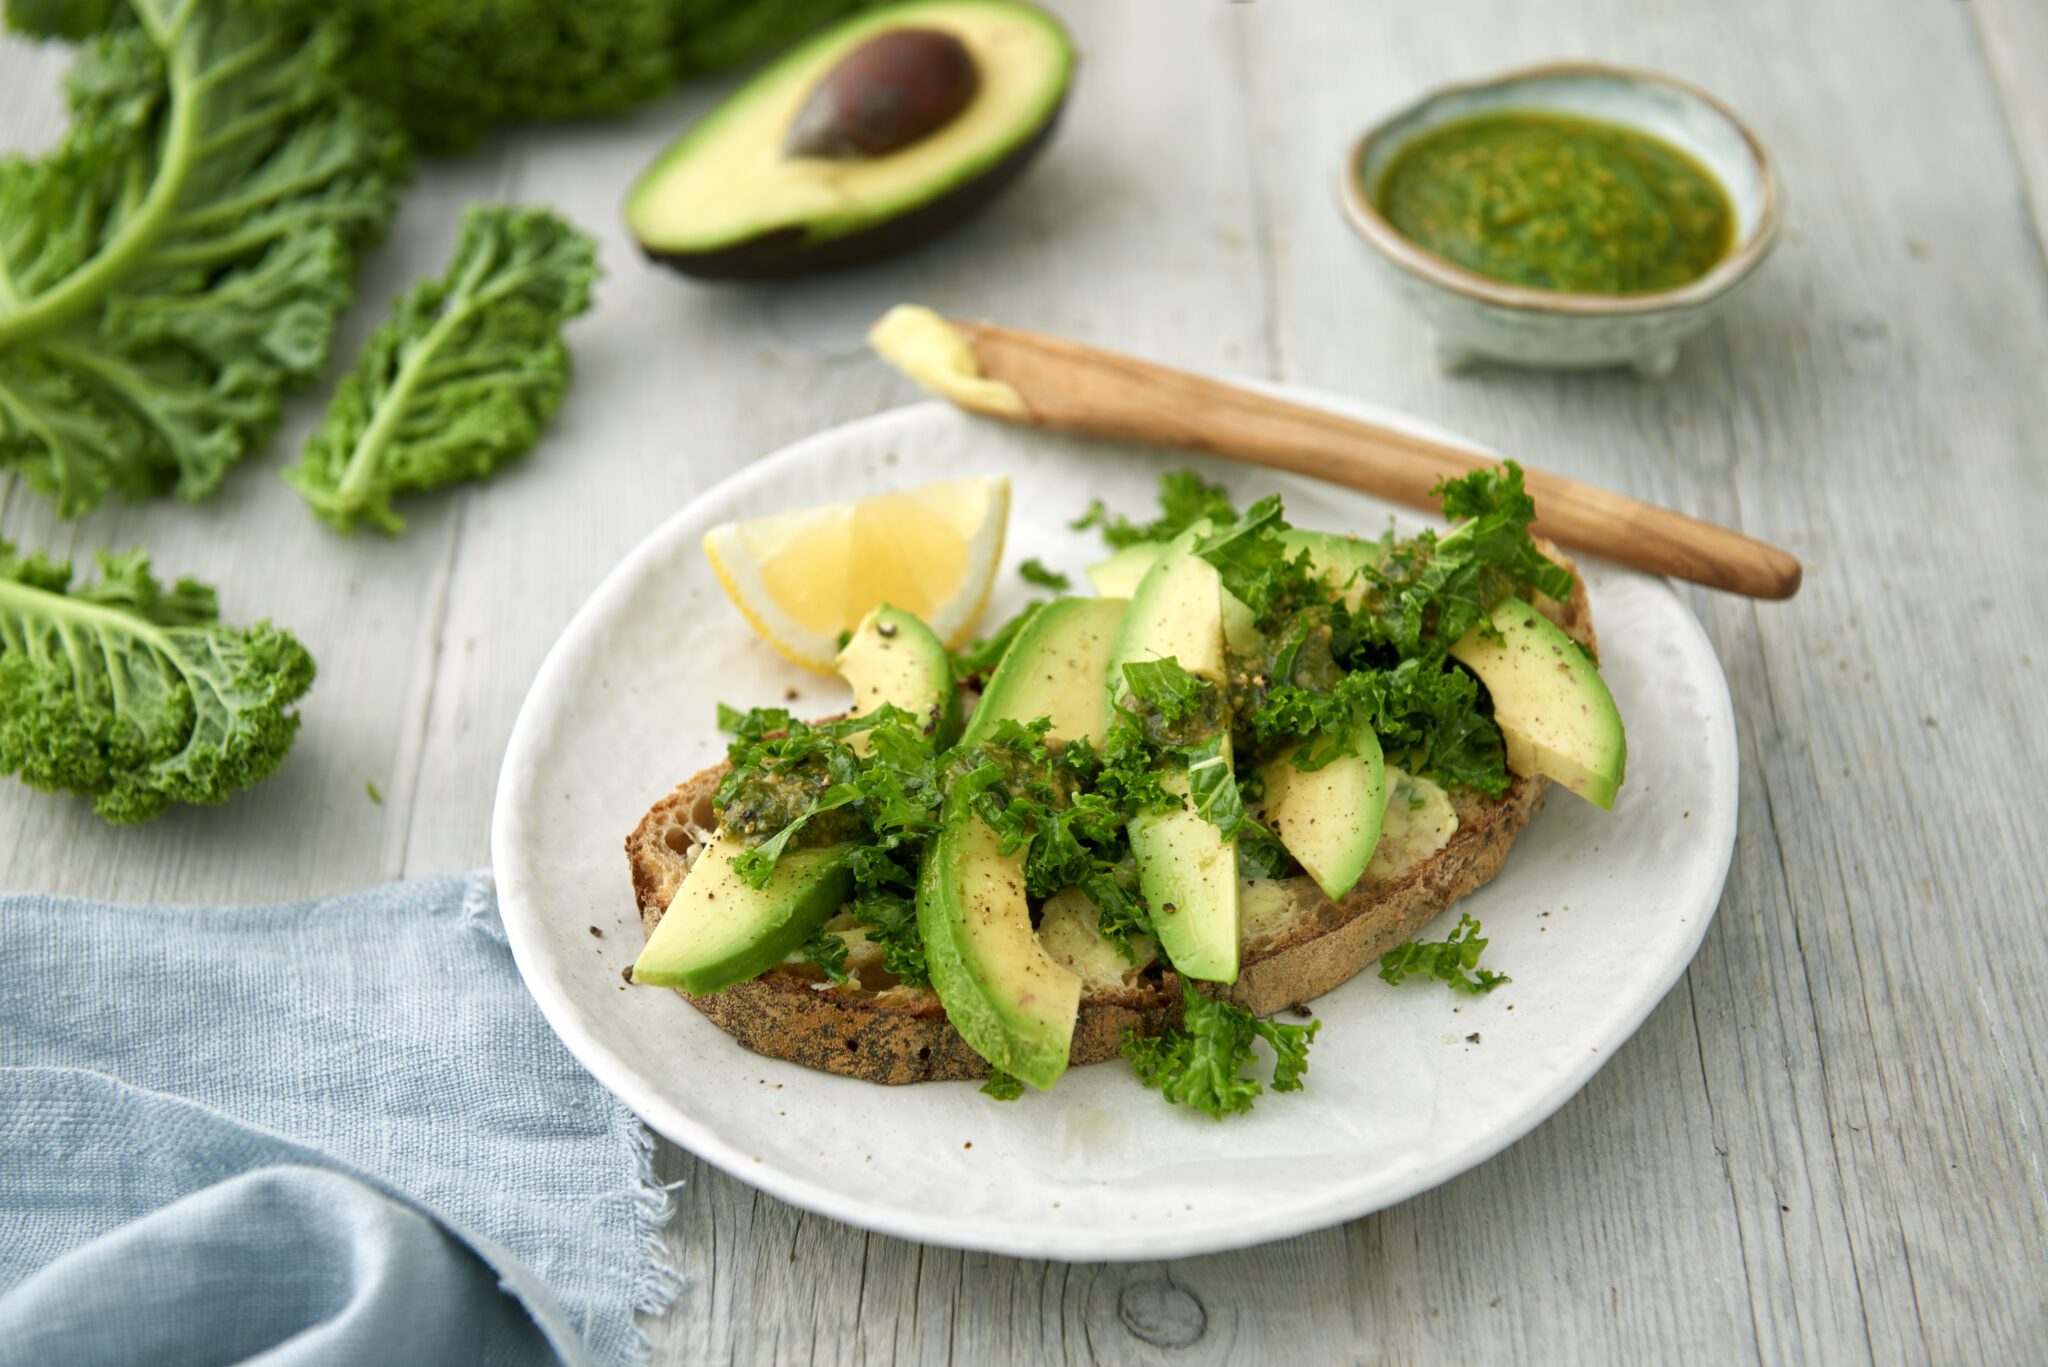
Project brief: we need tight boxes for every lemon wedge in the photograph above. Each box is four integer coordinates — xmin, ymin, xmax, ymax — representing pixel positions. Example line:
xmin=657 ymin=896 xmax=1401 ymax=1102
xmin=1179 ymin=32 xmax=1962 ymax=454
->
xmin=703 ymin=475 xmax=1010 ymax=672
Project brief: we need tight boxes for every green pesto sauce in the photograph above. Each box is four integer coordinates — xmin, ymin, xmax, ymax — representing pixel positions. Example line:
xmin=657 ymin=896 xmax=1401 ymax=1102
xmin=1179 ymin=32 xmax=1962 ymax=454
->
xmin=1375 ymin=110 xmax=1735 ymax=294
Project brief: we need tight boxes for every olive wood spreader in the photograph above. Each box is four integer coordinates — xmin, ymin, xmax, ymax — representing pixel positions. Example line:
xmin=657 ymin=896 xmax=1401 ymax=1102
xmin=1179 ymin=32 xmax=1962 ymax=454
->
xmin=882 ymin=313 xmax=1803 ymax=600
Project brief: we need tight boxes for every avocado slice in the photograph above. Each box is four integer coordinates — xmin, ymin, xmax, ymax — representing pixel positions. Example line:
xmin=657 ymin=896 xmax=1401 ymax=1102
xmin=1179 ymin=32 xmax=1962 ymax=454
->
xmin=918 ymin=789 xmax=1082 ymax=1090
xmin=1085 ymin=542 xmax=1163 ymax=600
xmin=962 ymin=595 xmax=1124 ymax=746
xmin=836 ymin=604 xmax=960 ymax=747
xmin=1085 ymin=532 xmax=1260 ymax=654
xmin=632 ymin=834 xmax=858 ymax=993
xmin=1449 ymin=598 xmax=1627 ymax=809
xmin=1107 ymin=532 xmax=1241 ymax=983
xmin=918 ymin=595 xmax=1122 ymax=1088
xmin=1257 ymin=724 xmax=1387 ymax=902
xmin=627 ymin=1 xmax=1074 ymax=279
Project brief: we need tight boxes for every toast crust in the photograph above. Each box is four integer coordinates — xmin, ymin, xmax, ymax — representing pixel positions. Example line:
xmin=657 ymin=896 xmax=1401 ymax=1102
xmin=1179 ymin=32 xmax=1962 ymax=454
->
xmin=623 ymin=545 xmax=1595 ymax=1085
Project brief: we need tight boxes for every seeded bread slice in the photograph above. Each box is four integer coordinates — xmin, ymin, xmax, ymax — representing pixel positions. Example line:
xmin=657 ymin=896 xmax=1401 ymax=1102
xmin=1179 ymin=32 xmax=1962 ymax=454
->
xmin=623 ymin=547 xmax=1595 ymax=1085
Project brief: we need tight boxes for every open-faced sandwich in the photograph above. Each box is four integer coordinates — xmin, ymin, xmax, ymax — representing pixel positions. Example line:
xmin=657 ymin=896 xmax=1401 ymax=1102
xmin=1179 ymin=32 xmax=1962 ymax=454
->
xmin=625 ymin=463 xmax=1624 ymax=1117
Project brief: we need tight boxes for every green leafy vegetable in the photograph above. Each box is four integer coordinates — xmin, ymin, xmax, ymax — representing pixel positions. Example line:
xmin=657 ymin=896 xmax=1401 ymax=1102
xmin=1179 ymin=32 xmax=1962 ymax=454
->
xmin=1121 ymin=982 xmax=1320 ymax=1120
xmin=0 ymin=0 xmax=409 ymax=516
xmin=284 ymin=204 xmax=597 ymax=534
xmin=1362 ymin=462 xmax=1574 ymax=657
xmin=1119 ymin=657 xmax=1208 ymax=724
xmin=215 ymin=0 xmax=883 ymax=155
xmin=1017 ymin=558 xmax=1069 ymax=591
xmin=0 ymin=541 xmax=316 ymax=823
xmin=710 ymin=701 xmax=953 ymax=984
xmin=1193 ymin=494 xmax=1313 ymax=621
xmin=801 ymin=926 xmax=850 ymax=984
xmin=365 ymin=779 xmax=381 ymax=803
xmin=979 ymin=1069 xmax=1024 ymax=1101
xmin=1073 ymin=470 xmax=1239 ymax=550
xmin=1378 ymin=914 xmax=1509 ymax=994
xmin=1253 ymin=657 xmax=1508 ymax=796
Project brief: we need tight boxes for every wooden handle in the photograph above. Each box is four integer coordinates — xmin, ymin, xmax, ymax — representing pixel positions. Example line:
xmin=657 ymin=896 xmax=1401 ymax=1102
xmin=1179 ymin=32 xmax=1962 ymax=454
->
xmin=954 ymin=320 xmax=1803 ymax=600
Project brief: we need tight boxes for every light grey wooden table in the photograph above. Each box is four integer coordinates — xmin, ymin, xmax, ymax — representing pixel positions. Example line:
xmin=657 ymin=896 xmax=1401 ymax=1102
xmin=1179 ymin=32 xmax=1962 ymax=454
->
xmin=6 ymin=2 xmax=2046 ymax=1361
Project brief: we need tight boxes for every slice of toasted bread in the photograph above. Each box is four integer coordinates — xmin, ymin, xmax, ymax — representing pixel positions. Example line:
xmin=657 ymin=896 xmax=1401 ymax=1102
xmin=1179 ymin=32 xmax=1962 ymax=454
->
xmin=625 ymin=548 xmax=1595 ymax=1086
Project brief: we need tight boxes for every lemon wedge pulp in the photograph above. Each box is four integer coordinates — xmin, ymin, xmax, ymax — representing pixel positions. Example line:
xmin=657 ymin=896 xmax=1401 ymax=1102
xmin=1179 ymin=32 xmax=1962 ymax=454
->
xmin=702 ymin=475 xmax=1010 ymax=672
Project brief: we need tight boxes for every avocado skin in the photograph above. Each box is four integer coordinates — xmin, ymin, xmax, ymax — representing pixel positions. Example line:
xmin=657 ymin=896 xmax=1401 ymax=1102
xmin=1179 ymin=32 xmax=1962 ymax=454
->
xmin=637 ymin=104 xmax=1064 ymax=280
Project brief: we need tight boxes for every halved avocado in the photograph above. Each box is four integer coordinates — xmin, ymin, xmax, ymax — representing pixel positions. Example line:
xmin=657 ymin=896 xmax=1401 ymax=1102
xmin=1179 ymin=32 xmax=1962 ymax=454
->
xmin=627 ymin=0 xmax=1074 ymax=279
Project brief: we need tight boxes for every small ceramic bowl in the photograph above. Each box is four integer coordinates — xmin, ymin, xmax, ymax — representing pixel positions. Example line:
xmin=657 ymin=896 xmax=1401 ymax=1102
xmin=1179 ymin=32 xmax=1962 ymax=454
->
xmin=1339 ymin=63 xmax=1780 ymax=377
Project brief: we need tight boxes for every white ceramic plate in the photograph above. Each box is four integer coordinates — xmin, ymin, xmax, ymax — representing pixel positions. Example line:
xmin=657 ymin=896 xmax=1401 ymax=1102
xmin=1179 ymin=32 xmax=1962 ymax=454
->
xmin=492 ymin=394 xmax=1738 ymax=1262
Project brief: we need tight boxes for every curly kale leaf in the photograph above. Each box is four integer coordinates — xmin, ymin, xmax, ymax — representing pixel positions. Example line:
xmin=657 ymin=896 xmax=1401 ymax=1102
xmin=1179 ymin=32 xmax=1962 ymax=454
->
xmin=979 ymin=1069 xmax=1025 ymax=1101
xmin=286 ymin=204 xmax=598 ymax=534
xmin=0 ymin=541 xmax=316 ymax=823
xmin=222 ymin=0 xmax=880 ymax=154
xmin=0 ymin=0 xmax=409 ymax=516
xmin=1378 ymin=914 xmax=1510 ymax=995
xmin=245 ymin=0 xmax=677 ymax=155
xmin=1017 ymin=558 xmax=1068 ymax=591
xmin=1361 ymin=462 xmax=1575 ymax=656
xmin=1072 ymin=469 xmax=1239 ymax=550
xmin=1122 ymin=982 xmax=1321 ymax=1120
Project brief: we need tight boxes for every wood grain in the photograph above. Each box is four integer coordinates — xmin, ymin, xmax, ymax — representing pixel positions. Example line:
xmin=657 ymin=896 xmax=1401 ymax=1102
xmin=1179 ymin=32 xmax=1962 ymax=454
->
xmin=6 ymin=0 xmax=2048 ymax=1362
xmin=951 ymin=318 xmax=1804 ymax=598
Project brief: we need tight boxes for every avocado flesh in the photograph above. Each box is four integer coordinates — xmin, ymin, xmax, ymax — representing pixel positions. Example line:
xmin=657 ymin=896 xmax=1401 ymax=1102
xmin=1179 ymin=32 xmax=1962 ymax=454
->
xmin=836 ymin=604 xmax=960 ymax=748
xmin=918 ymin=791 xmax=1081 ymax=1090
xmin=1449 ymin=598 xmax=1627 ymax=809
xmin=632 ymin=834 xmax=857 ymax=994
xmin=963 ymin=595 xmax=1124 ymax=746
xmin=1084 ymin=534 xmax=1259 ymax=653
xmin=1258 ymin=726 xmax=1387 ymax=902
xmin=628 ymin=0 xmax=1073 ymax=279
xmin=920 ymin=596 xmax=1125 ymax=1088
xmin=1085 ymin=543 xmax=1162 ymax=600
xmin=1108 ymin=533 xmax=1241 ymax=983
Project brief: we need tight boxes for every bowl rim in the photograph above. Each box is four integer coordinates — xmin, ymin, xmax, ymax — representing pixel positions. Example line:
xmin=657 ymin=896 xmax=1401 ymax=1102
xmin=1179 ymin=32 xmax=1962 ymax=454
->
xmin=1338 ymin=60 xmax=1782 ymax=317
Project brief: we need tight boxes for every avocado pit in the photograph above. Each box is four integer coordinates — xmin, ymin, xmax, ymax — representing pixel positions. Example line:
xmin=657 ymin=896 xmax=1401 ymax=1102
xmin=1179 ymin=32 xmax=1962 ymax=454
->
xmin=786 ymin=28 xmax=980 ymax=159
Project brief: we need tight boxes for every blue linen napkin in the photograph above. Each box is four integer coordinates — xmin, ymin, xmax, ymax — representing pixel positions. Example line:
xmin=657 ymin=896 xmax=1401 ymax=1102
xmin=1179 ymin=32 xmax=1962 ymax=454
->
xmin=0 ymin=874 xmax=680 ymax=1367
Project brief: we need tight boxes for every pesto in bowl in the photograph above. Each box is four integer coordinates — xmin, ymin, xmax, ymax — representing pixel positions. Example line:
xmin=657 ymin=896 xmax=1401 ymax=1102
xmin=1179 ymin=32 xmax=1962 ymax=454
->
xmin=1375 ymin=111 xmax=1734 ymax=295
xmin=1337 ymin=63 xmax=1780 ymax=376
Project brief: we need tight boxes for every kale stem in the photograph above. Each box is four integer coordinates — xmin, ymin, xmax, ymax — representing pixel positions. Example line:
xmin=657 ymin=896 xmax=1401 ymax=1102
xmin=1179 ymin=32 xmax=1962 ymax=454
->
xmin=0 ymin=23 xmax=202 ymax=351
xmin=328 ymin=238 xmax=498 ymax=516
